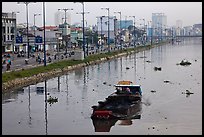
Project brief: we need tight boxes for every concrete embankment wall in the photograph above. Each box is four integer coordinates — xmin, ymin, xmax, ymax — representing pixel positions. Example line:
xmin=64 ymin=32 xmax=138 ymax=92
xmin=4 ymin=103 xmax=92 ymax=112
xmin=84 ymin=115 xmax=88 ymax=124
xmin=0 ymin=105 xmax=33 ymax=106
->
xmin=2 ymin=44 xmax=157 ymax=93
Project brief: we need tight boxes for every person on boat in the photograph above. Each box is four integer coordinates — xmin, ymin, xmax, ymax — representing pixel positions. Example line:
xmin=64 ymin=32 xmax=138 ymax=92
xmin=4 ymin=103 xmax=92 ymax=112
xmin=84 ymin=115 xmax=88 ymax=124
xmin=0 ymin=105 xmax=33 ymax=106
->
xmin=126 ymin=87 xmax=131 ymax=94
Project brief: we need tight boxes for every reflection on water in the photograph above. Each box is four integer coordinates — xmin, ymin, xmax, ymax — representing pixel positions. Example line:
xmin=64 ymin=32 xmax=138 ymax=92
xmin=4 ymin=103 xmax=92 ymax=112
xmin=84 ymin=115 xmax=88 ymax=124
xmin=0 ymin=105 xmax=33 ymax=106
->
xmin=2 ymin=38 xmax=202 ymax=135
xmin=44 ymin=80 xmax=48 ymax=135
xmin=92 ymin=102 xmax=142 ymax=132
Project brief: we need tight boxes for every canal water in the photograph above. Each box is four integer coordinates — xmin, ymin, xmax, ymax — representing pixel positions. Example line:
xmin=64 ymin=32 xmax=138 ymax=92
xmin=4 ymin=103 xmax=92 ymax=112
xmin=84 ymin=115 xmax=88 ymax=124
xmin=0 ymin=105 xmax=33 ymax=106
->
xmin=2 ymin=38 xmax=202 ymax=135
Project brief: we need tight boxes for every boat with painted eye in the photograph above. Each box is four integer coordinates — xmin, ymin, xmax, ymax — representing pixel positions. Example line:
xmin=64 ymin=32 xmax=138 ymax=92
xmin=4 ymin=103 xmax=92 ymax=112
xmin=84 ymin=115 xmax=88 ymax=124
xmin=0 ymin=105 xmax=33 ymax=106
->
xmin=91 ymin=80 xmax=142 ymax=119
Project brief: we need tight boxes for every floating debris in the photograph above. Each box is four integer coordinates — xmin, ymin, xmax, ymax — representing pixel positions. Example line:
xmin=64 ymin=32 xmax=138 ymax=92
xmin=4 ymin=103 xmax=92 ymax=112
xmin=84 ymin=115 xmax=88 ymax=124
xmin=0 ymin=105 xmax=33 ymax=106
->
xmin=185 ymin=89 xmax=194 ymax=95
xmin=154 ymin=67 xmax=162 ymax=71
xmin=146 ymin=60 xmax=151 ymax=63
xmin=179 ymin=59 xmax=191 ymax=66
xmin=47 ymin=96 xmax=58 ymax=104
xmin=150 ymin=90 xmax=156 ymax=93
xmin=164 ymin=80 xmax=170 ymax=83
xmin=182 ymin=90 xmax=194 ymax=97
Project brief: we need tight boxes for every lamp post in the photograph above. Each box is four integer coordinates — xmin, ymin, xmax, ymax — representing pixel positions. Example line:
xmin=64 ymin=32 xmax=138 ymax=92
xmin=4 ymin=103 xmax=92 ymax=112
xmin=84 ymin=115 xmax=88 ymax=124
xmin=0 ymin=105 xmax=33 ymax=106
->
xmin=147 ymin=21 xmax=152 ymax=44
xmin=142 ymin=19 xmax=145 ymax=46
xmin=58 ymin=8 xmax=73 ymax=24
xmin=58 ymin=8 xmax=73 ymax=54
xmin=101 ymin=7 xmax=110 ymax=52
xmin=100 ymin=16 xmax=103 ymax=50
xmin=76 ymin=10 xmax=90 ymax=57
xmin=17 ymin=2 xmax=36 ymax=59
xmin=34 ymin=13 xmax=41 ymax=52
xmin=129 ymin=16 xmax=136 ymax=48
xmin=74 ymin=2 xmax=87 ymax=58
xmin=43 ymin=2 xmax=46 ymax=67
xmin=114 ymin=11 xmax=122 ymax=50
xmin=11 ymin=11 xmax=19 ymax=61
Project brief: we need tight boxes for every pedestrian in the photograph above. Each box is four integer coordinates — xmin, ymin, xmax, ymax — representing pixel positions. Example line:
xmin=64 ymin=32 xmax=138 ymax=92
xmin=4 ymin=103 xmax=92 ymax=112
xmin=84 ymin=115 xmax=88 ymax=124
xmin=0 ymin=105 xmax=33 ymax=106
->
xmin=7 ymin=58 xmax=11 ymax=65
xmin=6 ymin=63 xmax=10 ymax=71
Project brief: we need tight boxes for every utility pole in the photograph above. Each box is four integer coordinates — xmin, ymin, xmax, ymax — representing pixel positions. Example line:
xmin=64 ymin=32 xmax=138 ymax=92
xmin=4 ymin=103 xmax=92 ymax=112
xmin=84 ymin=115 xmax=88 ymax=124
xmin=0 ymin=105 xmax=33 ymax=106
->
xmin=114 ymin=11 xmax=122 ymax=50
xmin=33 ymin=13 xmax=41 ymax=52
xmin=58 ymin=8 xmax=73 ymax=54
xmin=17 ymin=2 xmax=36 ymax=59
xmin=129 ymin=16 xmax=136 ymax=48
xmin=101 ymin=7 xmax=110 ymax=52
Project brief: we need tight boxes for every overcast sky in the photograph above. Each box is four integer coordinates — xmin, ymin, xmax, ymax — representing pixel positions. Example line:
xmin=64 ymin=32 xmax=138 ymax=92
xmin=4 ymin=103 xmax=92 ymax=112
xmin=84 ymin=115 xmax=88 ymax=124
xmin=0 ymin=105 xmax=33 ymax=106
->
xmin=2 ymin=2 xmax=202 ymax=27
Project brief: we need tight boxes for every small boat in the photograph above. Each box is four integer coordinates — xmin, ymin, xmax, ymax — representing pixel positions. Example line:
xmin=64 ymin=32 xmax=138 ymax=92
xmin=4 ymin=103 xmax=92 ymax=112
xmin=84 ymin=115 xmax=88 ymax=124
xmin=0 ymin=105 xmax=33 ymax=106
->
xmin=91 ymin=80 xmax=142 ymax=119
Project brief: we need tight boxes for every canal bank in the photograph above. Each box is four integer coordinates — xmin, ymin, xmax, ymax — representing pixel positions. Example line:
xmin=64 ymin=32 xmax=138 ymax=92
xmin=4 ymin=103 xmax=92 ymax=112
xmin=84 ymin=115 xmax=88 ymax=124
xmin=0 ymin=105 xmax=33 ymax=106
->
xmin=2 ymin=42 xmax=167 ymax=93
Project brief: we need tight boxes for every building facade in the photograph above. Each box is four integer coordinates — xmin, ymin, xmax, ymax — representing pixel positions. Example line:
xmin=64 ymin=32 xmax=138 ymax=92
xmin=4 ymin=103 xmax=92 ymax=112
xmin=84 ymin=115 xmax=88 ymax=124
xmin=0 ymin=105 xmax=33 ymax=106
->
xmin=96 ymin=16 xmax=117 ymax=43
xmin=152 ymin=13 xmax=167 ymax=39
xmin=2 ymin=12 xmax=17 ymax=53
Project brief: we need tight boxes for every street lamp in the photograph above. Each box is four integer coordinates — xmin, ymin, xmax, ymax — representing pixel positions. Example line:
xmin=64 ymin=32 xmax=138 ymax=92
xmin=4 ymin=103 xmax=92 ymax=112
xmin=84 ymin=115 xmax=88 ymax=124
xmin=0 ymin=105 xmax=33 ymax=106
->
xmin=33 ymin=13 xmax=41 ymax=52
xmin=140 ymin=18 xmax=145 ymax=46
xmin=58 ymin=8 xmax=73 ymax=54
xmin=129 ymin=16 xmax=136 ymax=48
xmin=58 ymin=8 xmax=73 ymax=24
xmin=11 ymin=11 xmax=20 ymax=61
xmin=114 ymin=11 xmax=122 ymax=50
xmin=17 ymin=2 xmax=36 ymax=59
xmin=43 ymin=2 xmax=46 ymax=67
xmin=74 ymin=2 xmax=86 ymax=58
xmin=101 ymin=7 xmax=110 ymax=52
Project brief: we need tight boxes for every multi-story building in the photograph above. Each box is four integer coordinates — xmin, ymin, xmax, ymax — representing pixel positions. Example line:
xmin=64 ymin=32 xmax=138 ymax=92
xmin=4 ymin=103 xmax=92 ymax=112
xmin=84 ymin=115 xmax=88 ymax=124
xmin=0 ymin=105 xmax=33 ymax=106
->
xmin=96 ymin=16 xmax=117 ymax=43
xmin=117 ymin=20 xmax=133 ymax=30
xmin=183 ymin=26 xmax=193 ymax=36
xmin=193 ymin=24 xmax=202 ymax=36
xmin=176 ymin=20 xmax=182 ymax=36
xmin=152 ymin=13 xmax=167 ymax=39
xmin=2 ymin=12 xmax=17 ymax=53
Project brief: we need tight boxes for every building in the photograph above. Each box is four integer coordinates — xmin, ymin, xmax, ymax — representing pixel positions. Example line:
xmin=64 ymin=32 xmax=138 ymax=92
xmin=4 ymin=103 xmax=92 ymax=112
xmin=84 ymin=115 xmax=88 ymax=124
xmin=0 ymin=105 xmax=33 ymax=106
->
xmin=152 ymin=13 xmax=167 ymax=39
xmin=193 ymin=24 xmax=202 ymax=36
xmin=175 ymin=20 xmax=182 ymax=36
xmin=2 ymin=12 xmax=17 ymax=53
xmin=117 ymin=20 xmax=133 ymax=30
xmin=183 ymin=26 xmax=193 ymax=36
xmin=96 ymin=16 xmax=117 ymax=43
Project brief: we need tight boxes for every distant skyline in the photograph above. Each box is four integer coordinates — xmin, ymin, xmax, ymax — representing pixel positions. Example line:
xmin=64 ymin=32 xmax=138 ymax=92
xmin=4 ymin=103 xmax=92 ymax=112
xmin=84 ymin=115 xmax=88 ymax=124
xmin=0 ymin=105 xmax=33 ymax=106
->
xmin=2 ymin=2 xmax=202 ymax=27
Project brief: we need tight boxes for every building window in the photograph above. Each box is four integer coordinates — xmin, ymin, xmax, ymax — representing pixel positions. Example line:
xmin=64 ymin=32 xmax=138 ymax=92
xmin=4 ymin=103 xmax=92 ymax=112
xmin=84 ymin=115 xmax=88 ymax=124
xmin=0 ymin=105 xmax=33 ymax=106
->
xmin=4 ymin=35 xmax=6 ymax=42
xmin=11 ymin=27 xmax=14 ymax=33
xmin=3 ymin=27 xmax=5 ymax=33
xmin=7 ymin=35 xmax=9 ymax=41
xmin=11 ymin=35 xmax=14 ymax=40
xmin=7 ymin=27 xmax=10 ymax=33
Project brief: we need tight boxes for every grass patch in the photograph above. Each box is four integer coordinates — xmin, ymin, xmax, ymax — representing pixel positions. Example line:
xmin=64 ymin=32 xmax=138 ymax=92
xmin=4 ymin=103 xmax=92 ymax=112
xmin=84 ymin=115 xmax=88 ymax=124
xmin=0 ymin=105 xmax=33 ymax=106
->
xmin=2 ymin=42 xmax=168 ymax=84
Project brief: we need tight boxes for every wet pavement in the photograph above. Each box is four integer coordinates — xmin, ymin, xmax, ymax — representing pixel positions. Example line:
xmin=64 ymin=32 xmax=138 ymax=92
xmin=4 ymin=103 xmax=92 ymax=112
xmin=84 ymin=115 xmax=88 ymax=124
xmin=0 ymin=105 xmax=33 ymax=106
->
xmin=2 ymin=37 xmax=202 ymax=135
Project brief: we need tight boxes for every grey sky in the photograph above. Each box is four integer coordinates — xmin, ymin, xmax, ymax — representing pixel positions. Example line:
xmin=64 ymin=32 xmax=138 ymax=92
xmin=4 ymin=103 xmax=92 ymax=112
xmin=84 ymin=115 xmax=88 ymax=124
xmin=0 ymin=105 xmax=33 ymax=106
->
xmin=2 ymin=2 xmax=202 ymax=27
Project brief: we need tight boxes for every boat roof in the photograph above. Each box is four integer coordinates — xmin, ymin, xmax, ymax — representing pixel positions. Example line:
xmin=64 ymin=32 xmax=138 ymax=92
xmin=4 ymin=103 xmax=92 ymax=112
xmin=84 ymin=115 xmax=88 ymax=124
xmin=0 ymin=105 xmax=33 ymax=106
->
xmin=117 ymin=81 xmax=133 ymax=85
xmin=114 ymin=84 xmax=141 ymax=87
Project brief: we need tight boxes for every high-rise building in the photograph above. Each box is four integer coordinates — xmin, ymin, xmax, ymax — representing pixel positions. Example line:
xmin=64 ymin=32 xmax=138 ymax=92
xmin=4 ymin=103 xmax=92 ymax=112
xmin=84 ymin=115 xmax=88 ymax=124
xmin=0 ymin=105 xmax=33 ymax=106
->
xmin=152 ymin=13 xmax=167 ymax=38
xmin=176 ymin=20 xmax=182 ymax=36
